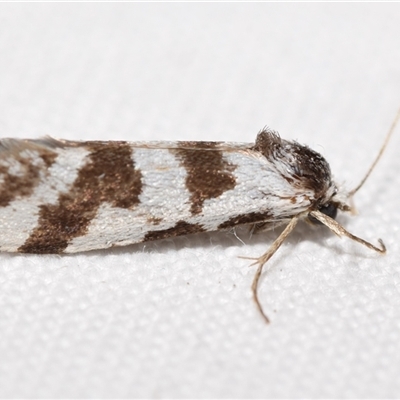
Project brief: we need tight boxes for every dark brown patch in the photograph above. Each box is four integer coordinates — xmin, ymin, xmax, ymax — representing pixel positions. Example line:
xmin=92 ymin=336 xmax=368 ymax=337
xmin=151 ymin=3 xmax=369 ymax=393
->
xmin=0 ymin=148 xmax=57 ymax=208
xmin=147 ymin=216 xmax=163 ymax=225
xmin=19 ymin=142 xmax=143 ymax=254
xmin=175 ymin=145 xmax=236 ymax=214
xmin=74 ymin=142 xmax=143 ymax=209
xmin=218 ymin=211 xmax=273 ymax=229
xmin=252 ymin=129 xmax=283 ymax=159
xmin=40 ymin=152 xmax=58 ymax=168
xmin=253 ymin=129 xmax=332 ymax=197
xmin=143 ymin=220 xmax=204 ymax=242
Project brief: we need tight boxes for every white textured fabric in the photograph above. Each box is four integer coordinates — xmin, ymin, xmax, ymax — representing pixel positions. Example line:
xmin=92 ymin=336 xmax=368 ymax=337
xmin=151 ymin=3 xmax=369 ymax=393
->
xmin=0 ymin=3 xmax=399 ymax=398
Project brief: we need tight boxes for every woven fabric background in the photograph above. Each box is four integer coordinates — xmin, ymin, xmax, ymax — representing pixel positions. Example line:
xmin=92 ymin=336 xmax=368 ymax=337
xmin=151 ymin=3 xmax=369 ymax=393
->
xmin=0 ymin=3 xmax=399 ymax=398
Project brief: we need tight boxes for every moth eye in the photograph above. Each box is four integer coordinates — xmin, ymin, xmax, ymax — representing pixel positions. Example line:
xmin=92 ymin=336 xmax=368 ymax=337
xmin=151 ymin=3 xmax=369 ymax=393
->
xmin=308 ymin=202 xmax=338 ymax=225
xmin=319 ymin=202 xmax=338 ymax=220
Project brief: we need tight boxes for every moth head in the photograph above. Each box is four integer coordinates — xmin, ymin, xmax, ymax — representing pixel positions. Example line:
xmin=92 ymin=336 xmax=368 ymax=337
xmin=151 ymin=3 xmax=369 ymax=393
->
xmin=307 ymin=183 xmax=352 ymax=225
xmin=254 ymin=129 xmax=334 ymax=196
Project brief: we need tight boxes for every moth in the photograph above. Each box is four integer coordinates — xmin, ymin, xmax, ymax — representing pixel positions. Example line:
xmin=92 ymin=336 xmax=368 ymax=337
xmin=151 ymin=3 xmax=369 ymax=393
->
xmin=0 ymin=110 xmax=398 ymax=322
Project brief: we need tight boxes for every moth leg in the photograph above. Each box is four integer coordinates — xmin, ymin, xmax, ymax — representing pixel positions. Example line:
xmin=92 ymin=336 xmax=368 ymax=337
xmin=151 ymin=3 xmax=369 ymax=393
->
xmin=251 ymin=216 xmax=299 ymax=324
xmin=309 ymin=210 xmax=386 ymax=253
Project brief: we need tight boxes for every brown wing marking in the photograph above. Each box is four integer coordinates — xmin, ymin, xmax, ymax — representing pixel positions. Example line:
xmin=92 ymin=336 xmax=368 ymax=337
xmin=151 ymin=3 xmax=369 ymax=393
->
xmin=19 ymin=142 xmax=143 ymax=254
xmin=174 ymin=143 xmax=237 ymax=215
xmin=0 ymin=140 xmax=58 ymax=207
xmin=143 ymin=220 xmax=205 ymax=242
xmin=218 ymin=211 xmax=273 ymax=229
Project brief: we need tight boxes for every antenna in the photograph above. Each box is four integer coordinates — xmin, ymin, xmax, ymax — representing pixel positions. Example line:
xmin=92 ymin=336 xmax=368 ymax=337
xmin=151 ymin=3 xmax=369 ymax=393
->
xmin=350 ymin=108 xmax=400 ymax=196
